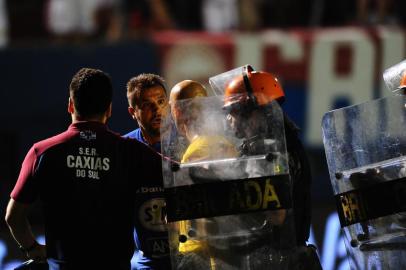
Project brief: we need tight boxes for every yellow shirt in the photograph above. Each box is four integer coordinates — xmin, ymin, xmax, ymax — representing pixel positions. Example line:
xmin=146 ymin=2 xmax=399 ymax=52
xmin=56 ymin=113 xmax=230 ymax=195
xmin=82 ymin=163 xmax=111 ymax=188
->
xmin=181 ymin=135 xmax=238 ymax=163
xmin=179 ymin=135 xmax=238 ymax=254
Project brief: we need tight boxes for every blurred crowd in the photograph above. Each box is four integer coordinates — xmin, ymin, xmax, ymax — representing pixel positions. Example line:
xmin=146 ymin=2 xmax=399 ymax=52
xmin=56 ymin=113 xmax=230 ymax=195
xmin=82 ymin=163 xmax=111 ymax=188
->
xmin=1 ymin=0 xmax=406 ymax=47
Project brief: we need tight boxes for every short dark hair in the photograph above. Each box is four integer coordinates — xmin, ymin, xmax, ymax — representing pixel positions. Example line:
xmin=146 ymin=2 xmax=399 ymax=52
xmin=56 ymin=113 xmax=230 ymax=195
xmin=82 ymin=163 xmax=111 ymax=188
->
xmin=127 ymin=73 xmax=166 ymax=108
xmin=69 ymin=68 xmax=113 ymax=118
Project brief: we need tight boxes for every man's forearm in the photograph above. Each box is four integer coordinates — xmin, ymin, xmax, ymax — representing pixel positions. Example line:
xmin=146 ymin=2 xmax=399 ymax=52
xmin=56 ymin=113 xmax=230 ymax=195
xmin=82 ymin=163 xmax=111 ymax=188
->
xmin=5 ymin=199 xmax=37 ymax=250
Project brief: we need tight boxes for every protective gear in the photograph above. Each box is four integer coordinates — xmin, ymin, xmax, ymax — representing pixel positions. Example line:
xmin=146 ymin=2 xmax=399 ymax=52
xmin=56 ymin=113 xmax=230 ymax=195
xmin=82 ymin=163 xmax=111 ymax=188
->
xmin=161 ymin=94 xmax=294 ymax=269
xmin=223 ymin=65 xmax=285 ymax=110
xmin=383 ymin=59 xmax=406 ymax=92
xmin=210 ymin=65 xmax=321 ymax=269
xmin=400 ymin=72 xmax=406 ymax=89
xmin=322 ymin=95 xmax=406 ymax=269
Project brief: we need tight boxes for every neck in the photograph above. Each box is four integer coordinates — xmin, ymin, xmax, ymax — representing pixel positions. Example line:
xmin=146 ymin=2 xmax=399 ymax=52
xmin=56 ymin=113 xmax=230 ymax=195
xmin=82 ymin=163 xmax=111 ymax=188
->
xmin=140 ymin=128 xmax=160 ymax=145
xmin=71 ymin=114 xmax=107 ymax=124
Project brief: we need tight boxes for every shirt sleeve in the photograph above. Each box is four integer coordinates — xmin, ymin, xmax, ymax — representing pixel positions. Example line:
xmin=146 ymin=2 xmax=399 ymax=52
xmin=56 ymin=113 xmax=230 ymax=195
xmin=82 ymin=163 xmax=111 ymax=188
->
xmin=10 ymin=146 xmax=40 ymax=203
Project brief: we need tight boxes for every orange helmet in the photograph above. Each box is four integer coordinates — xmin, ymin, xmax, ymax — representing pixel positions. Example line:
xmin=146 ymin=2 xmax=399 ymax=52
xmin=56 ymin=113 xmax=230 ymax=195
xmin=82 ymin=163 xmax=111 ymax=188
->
xmin=223 ymin=66 xmax=285 ymax=110
xmin=400 ymin=72 xmax=406 ymax=89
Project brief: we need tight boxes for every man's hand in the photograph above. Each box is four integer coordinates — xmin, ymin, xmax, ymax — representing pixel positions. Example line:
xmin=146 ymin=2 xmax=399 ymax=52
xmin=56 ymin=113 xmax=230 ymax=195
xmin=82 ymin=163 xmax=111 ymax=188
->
xmin=5 ymin=199 xmax=46 ymax=261
xmin=25 ymin=243 xmax=47 ymax=262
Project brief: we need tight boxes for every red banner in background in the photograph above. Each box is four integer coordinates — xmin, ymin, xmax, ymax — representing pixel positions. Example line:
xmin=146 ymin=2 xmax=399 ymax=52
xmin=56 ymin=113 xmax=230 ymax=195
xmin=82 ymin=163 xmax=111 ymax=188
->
xmin=153 ymin=27 xmax=406 ymax=146
xmin=154 ymin=27 xmax=406 ymax=83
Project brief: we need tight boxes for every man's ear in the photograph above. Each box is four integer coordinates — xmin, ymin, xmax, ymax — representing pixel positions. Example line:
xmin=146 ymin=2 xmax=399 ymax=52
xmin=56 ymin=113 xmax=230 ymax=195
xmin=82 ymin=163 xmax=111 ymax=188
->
xmin=106 ymin=103 xmax=112 ymax=119
xmin=128 ymin=106 xmax=135 ymax=118
xmin=68 ymin=98 xmax=74 ymax=114
xmin=128 ymin=106 xmax=139 ymax=121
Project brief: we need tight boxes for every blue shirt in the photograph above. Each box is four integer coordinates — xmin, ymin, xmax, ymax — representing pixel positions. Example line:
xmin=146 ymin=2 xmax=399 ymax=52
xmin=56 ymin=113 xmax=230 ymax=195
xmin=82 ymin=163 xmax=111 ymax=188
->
xmin=124 ymin=128 xmax=161 ymax=153
xmin=123 ymin=128 xmax=170 ymax=270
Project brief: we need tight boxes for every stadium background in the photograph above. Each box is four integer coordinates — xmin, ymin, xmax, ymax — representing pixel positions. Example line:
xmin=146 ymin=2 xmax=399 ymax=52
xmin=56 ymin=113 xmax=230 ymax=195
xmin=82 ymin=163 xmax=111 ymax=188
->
xmin=0 ymin=1 xmax=405 ymax=269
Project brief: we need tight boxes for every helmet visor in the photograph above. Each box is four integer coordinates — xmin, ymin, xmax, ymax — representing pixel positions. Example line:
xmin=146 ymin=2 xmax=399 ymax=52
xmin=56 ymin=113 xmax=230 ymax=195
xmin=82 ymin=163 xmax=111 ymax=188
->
xmin=383 ymin=59 xmax=406 ymax=92
xmin=209 ymin=65 xmax=253 ymax=96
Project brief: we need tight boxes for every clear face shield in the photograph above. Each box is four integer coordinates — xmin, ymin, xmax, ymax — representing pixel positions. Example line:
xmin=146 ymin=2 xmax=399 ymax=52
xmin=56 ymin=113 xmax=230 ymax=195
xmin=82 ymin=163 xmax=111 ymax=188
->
xmin=383 ymin=59 xmax=406 ymax=94
xmin=209 ymin=65 xmax=254 ymax=96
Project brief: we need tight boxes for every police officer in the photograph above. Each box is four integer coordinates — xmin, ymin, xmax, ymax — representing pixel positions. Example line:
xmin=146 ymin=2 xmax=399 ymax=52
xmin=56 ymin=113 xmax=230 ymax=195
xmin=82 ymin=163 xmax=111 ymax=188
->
xmin=222 ymin=66 xmax=322 ymax=269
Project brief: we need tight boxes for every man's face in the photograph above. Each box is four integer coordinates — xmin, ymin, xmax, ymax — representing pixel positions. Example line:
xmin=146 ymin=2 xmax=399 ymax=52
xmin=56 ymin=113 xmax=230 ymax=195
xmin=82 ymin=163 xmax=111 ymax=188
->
xmin=226 ymin=107 xmax=251 ymax=139
xmin=130 ymin=86 xmax=168 ymax=137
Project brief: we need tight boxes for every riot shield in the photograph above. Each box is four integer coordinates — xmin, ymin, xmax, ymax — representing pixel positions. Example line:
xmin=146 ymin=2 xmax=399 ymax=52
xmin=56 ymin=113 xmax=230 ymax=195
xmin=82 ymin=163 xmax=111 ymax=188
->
xmin=161 ymin=93 xmax=295 ymax=269
xmin=383 ymin=59 xmax=406 ymax=93
xmin=209 ymin=65 xmax=253 ymax=96
xmin=322 ymin=95 xmax=406 ymax=269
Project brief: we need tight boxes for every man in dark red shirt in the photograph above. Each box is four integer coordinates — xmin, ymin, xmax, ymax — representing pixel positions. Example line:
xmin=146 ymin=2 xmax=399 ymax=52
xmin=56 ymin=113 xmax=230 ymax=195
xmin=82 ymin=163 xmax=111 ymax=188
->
xmin=5 ymin=68 xmax=163 ymax=270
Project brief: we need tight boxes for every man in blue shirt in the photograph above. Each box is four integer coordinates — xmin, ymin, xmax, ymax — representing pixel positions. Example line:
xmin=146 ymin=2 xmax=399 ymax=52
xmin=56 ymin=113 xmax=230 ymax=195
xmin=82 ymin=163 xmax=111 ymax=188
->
xmin=125 ymin=73 xmax=171 ymax=269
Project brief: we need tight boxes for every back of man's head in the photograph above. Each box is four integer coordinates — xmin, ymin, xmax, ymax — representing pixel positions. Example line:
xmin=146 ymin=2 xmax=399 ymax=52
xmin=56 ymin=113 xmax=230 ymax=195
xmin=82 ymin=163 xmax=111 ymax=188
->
xmin=70 ymin=68 xmax=113 ymax=118
xmin=169 ymin=80 xmax=207 ymax=105
xmin=170 ymin=80 xmax=208 ymax=120
xmin=169 ymin=80 xmax=208 ymax=137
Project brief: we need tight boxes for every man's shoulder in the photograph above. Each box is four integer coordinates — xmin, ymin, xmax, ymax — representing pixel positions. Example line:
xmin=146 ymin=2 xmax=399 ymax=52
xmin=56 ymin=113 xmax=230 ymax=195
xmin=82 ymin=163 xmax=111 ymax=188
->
xmin=123 ymin=135 xmax=159 ymax=155
xmin=32 ymin=127 xmax=125 ymax=156
xmin=123 ymin=128 xmax=141 ymax=140
xmin=32 ymin=130 xmax=75 ymax=156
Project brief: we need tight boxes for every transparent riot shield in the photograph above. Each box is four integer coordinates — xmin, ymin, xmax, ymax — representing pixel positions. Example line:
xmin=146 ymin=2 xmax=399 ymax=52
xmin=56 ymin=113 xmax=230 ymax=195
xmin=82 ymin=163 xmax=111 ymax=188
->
xmin=322 ymin=95 xmax=406 ymax=269
xmin=383 ymin=59 xmax=406 ymax=93
xmin=161 ymin=94 xmax=295 ymax=270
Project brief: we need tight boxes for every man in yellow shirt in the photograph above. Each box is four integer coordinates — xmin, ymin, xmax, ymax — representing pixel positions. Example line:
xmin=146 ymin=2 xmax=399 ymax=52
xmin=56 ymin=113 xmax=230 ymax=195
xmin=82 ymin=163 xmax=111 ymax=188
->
xmin=170 ymin=80 xmax=238 ymax=164
xmin=169 ymin=80 xmax=238 ymax=269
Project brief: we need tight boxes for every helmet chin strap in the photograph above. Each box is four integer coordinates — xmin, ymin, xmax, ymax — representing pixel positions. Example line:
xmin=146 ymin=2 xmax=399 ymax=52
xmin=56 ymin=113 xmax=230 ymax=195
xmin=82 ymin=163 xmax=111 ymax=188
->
xmin=242 ymin=65 xmax=258 ymax=108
